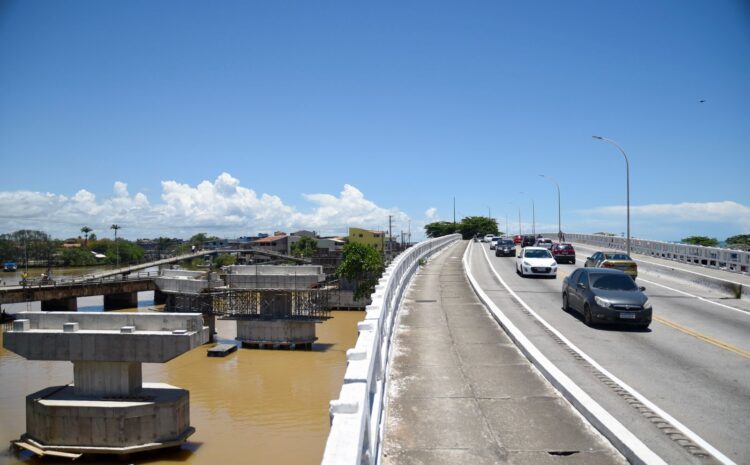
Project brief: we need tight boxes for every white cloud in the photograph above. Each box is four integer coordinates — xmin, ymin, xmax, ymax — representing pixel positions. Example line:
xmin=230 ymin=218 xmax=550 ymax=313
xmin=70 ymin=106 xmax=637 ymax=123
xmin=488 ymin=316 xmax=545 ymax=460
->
xmin=581 ymin=201 xmax=750 ymax=225
xmin=0 ymin=173 xmax=409 ymax=239
xmin=573 ymin=201 xmax=750 ymax=240
xmin=425 ymin=207 xmax=438 ymax=220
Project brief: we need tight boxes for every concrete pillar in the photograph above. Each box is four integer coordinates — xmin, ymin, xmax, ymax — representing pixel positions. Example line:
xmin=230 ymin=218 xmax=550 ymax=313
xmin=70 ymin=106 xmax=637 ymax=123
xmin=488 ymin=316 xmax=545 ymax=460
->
xmin=236 ymin=320 xmax=317 ymax=348
xmin=73 ymin=361 xmax=142 ymax=396
xmin=41 ymin=297 xmax=78 ymax=312
xmin=206 ymin=314 xmax=216 ymax=343
xmin=103 ymin=292 xmax=138 ymax=310
xmin=153 ymin=289 xmax=167 ymax=305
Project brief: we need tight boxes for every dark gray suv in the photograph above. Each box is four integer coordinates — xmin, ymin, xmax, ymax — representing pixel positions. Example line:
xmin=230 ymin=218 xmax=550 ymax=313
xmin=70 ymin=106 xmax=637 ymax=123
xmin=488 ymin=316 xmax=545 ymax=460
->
xmin=495 ymin=239 xmax=516 ymax=257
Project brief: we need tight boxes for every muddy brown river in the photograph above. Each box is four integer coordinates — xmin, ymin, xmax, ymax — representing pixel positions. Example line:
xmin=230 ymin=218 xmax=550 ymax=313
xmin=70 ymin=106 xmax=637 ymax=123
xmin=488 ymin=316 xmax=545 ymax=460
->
xmin=0 ymin=293 xmax=362 ymax=465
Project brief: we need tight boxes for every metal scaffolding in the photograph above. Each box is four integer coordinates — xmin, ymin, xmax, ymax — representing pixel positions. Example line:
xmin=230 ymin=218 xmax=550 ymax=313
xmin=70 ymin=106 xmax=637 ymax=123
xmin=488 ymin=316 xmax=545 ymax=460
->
xmin=165 ymin=288 xmax=331 ymax=321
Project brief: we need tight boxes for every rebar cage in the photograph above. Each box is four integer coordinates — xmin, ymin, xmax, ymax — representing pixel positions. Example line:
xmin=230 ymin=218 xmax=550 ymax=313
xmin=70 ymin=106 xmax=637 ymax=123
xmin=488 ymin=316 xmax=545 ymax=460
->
xmin=165 ymin=288 xmax=331 ymax=321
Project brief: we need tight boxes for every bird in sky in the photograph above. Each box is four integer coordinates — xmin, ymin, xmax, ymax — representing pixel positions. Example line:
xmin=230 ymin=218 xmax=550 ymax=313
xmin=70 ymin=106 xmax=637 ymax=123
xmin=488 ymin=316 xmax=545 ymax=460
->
xmin=699 ymin=99 xmax=706 ymax=103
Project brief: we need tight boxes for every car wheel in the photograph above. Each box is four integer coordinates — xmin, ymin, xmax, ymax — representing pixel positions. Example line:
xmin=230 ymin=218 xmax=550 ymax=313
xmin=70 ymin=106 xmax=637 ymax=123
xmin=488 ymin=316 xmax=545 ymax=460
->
xmin=571 ymin=258 xmax=576 ymax=264
xmin=583 ymin=304 xmax=594 ymax=327
xmin=562 ymin=292 xmax=570 ymax=311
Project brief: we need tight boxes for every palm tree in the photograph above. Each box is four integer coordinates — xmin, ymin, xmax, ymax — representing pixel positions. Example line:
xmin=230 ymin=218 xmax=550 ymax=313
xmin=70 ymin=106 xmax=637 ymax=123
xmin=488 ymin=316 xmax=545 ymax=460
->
xmin=110 ymin=224 xmax=121 ymax=268
xmin=80 ymin=226 xmax=92 ymax=247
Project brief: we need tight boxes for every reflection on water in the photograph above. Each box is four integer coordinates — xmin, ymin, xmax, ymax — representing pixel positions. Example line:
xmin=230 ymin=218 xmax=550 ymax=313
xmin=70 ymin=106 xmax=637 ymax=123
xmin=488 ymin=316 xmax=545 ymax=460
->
xmin=0 ymin=303 xmax=363 ymax=465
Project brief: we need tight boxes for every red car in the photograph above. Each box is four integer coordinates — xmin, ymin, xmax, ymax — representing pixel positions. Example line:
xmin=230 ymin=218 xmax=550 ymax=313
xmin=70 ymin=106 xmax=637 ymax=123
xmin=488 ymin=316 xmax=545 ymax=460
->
xmin=551 ymin=243 xmax=576 ymax=264
xmin=513 ymin=234 xmax=522 ymax=244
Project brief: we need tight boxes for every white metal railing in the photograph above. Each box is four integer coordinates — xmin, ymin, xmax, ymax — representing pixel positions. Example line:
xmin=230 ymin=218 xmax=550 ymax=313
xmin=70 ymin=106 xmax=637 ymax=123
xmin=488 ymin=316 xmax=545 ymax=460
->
xmin=561 ymin=233 xmax=750 ymax=275
xmin=321 ymin=233 xmax=461 ymax=465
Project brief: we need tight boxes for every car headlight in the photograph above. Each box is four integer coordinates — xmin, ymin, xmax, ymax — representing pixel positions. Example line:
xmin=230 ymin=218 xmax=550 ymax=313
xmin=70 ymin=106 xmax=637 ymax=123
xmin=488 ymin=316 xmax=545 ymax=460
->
xmin=523 ymin=261 xmax=531 ymax=267
xmin=594 ymin=296 xmax=612 ymax=308
xmin=551 ymin=263 xmax=557 ymax=268
xmin=643 ymin=299 xmax=652 ymax=310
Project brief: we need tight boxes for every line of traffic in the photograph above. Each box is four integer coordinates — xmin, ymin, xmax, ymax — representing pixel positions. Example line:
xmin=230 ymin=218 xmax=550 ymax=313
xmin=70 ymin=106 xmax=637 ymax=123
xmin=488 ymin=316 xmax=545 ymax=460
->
xmin=475 ymin=241 xmax=738 ymax=465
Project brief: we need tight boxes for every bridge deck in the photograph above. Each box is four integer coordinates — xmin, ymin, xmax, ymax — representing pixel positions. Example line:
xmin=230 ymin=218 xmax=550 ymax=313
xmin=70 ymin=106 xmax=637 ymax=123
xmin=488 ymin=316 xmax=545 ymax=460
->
xmin=381 ymin=241 xmax=627 ymax=464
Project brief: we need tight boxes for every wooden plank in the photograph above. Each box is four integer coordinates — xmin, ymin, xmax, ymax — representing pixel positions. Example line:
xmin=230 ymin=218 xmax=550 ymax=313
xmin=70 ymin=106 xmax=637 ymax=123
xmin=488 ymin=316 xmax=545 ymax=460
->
xmin=13 ymin=441 xmax=82 ymax=459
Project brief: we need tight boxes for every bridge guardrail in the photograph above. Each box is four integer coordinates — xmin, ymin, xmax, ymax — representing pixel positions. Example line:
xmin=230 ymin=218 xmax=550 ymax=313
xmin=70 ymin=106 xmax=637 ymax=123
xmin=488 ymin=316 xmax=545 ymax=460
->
xmin=0 ymin=271 xmax=160 ymax=290
xmin=561 ymin=233 xmax=750 ymax=275
xmin=321 ymin=233 xmax=461 ymax=465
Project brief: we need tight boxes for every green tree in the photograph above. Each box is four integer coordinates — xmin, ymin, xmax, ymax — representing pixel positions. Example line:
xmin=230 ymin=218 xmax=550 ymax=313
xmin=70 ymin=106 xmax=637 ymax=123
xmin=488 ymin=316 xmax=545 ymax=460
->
xmin=424 ymin=221 xmax=459 ymax=238
xmin=336 ymin=242 xmax=385 ymax=300
xmin=458 ymin=216 xmax=499 ymax=239
xmin=60 ymin=247 xmax=98 ymax=266
xmin=0 ymin=230 xmax=54 ymax=263
xmin=80 ymin=226 xmax=92 ymax=246
xmin=214 ymin=254 xmax=237 ymax=267
xmin=726 ymin=234 xmax=750 ymax=247
xmin=681 ymin=236 xmax=718 ymax=247
xmin=91 ymin=238 xmax=144 ymax=265
xmin=291 ymin=236 xmax=318 ymax=258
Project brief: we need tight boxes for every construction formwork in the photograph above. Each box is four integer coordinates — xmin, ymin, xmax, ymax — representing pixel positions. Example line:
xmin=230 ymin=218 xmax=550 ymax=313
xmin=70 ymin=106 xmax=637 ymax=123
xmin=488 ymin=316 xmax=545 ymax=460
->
xmin=165 ymin=288 xmax=331 ymax=321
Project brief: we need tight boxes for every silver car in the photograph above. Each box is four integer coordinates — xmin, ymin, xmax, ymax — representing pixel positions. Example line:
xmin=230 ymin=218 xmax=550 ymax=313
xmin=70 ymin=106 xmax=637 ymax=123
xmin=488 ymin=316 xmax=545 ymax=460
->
xmin=562 ymin=268 xmax=652 ymax=329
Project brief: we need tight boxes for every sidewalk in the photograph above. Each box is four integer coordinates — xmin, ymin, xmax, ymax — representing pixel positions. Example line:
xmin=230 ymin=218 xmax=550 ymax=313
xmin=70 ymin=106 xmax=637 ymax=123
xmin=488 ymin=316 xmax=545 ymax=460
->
xmin=381 ymin=241 xmax=627 ymax=465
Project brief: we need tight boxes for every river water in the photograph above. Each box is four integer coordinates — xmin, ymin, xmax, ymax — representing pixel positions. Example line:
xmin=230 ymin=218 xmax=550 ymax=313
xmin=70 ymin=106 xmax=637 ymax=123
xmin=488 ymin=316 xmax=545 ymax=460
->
xmin=0 ymin=292 xmax=363 ymax=465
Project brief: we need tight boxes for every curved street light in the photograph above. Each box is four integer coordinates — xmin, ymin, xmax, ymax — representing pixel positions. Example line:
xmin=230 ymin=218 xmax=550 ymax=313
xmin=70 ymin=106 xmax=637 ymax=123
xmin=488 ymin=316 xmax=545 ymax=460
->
xmin=519 ymin=192 xmax=535 ymax=237
xmin=539 ymin=174 xmax=562 ymax=241
xmin=592 ymin=135 xmax=631 ymax=255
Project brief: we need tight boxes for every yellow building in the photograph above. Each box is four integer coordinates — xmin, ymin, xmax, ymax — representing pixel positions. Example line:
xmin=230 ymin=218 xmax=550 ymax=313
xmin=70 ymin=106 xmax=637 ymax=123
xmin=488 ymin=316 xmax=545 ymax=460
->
xmin=348 ymin=227 xmax=385 ymax=252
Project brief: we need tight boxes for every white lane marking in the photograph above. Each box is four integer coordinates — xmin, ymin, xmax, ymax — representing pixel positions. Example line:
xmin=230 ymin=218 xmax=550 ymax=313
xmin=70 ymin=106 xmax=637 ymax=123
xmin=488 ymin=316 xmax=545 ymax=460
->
xmin=572 ymin=242 xmax=748 ymax=287
xmin=476 ymin=243 xmax=738 ymax=465
xmin=573 ymin=243 xmax=750 ymax=316
xmin=638 ymin=278 xmax=750 ymax=315
xmin=463 ymin=242 xmax=669 ymax=465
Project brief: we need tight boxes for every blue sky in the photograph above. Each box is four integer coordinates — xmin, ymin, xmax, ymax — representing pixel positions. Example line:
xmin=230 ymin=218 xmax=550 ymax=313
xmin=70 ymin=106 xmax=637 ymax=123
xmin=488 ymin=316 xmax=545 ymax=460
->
xmin=1 ymin=1 xmax=749 ymax=241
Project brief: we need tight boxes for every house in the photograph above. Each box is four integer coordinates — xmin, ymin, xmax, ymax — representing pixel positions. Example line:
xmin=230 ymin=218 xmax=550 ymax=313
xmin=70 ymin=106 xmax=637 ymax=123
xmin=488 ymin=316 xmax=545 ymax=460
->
xmin=317 ymin=237 xmax=345 ymax=252
xmin=348 ymin=227 xmax=385 ymax=252
xmin=251 ymin=234 xmax=291 ymax=255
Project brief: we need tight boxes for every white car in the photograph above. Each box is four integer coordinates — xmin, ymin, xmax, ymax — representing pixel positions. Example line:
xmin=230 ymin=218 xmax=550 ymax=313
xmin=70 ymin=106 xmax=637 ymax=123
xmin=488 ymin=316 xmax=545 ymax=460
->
xmin=483 ymin=234 xmax=495 ymax=243
xmin=516 ymin=247 xmax=557 ymax=278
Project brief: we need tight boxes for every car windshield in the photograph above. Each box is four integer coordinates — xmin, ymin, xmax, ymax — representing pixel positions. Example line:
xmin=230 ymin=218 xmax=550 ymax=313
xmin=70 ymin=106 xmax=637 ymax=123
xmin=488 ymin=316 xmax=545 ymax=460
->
xmin=590 ymin=274 xmax=638 ymax=291
xmin=604 ymin=253 xmax=632 ymax=260
xmin=525 ymin=249 xmax=552 ymax=258
xmin=499 ymin=240 xmax=514 ymax=246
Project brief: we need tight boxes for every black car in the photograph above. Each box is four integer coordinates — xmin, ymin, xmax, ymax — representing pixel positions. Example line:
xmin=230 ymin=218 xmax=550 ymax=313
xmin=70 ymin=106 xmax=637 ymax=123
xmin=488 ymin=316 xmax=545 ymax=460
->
xmin=495 ymin=239 xmax=516 ymax=257
xmin=521 ymin=235 xmax=536 ymax=247
xmin=562 ymin=268 xmax=652 ymax=328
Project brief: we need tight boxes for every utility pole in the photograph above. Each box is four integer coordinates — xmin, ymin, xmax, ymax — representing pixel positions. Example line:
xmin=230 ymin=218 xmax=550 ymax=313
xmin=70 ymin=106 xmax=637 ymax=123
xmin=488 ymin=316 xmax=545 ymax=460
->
xmin=453 ymin=197 xmax=456 ymax=225
xmin=388 ymin=215 xmax=393 ymax=258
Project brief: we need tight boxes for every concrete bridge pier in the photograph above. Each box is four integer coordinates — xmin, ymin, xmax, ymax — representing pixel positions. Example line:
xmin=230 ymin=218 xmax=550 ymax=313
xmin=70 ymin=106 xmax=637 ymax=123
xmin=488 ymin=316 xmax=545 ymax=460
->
xmin=236 ymin=292 xmax=317 ymax=349
xmin=3 ymin=312 xmax=209 ymax=457
xmin=103 ymin=292 xmax=138 ymax=310
xmin=41 ymin=297 xmax=78 ymax=312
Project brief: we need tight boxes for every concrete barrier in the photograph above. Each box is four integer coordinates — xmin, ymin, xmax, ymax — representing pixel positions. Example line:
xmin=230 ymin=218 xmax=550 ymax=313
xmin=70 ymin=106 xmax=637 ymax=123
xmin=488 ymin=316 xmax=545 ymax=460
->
xmin=321 ymin=234 xmax=461 ymax=465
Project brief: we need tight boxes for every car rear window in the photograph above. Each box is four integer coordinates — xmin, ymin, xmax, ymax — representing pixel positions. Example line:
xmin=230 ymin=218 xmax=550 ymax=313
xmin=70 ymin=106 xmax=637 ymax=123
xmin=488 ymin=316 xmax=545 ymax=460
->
xmin=556 ymin=244 xmax=573 ymax=249
xmin=605 ymin=253 xmax=632 ymax=260
xmin=590 ymin=274 xmax=637 ymax=290
xmin=525 ymin=249 xmax=552 ymax=258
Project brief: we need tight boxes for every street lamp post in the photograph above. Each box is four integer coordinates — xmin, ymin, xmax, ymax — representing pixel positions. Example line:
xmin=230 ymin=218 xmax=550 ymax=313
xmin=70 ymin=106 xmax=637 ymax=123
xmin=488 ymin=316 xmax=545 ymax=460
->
xmin=519 ymin=192 xmax=535 ymax=236
xmin=539 ymin=174 xmax=562 ymax=241
xmin=110 ymin=224 xmax=121 ymax=269
xmin=592 ymin=136 xmax=631 ymax=255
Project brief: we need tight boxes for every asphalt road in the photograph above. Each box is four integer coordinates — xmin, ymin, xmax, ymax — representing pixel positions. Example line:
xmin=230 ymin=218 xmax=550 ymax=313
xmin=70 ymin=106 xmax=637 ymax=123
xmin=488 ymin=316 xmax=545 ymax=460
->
xmin=468 ymin=240 xmax=750 ymax=465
